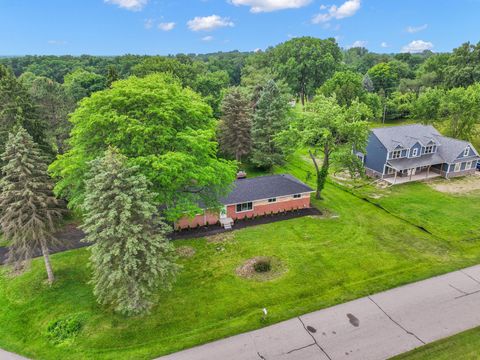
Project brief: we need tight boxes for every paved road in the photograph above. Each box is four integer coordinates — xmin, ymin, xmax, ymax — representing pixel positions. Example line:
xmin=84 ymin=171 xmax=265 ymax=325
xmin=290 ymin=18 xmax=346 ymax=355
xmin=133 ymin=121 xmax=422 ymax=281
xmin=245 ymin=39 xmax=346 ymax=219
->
xmin=0 ymin=349 xmax=28 ymax=360
xmin=158 ymin=265 xmax=480 ymax=360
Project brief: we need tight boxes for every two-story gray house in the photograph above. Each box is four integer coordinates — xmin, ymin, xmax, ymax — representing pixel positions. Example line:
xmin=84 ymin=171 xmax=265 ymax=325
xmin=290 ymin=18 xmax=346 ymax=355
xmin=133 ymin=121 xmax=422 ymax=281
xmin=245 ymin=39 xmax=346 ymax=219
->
xmin=358 ymin=124 xmax=479 ymax=184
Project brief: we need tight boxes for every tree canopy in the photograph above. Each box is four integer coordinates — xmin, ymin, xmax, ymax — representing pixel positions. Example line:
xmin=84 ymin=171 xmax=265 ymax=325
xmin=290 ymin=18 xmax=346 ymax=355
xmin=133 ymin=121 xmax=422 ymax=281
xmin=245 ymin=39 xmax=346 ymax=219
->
xmin=50 ymin=73 xmax=236 ymax=220
xmin=270 ymin=37 xmax=342 ymax=105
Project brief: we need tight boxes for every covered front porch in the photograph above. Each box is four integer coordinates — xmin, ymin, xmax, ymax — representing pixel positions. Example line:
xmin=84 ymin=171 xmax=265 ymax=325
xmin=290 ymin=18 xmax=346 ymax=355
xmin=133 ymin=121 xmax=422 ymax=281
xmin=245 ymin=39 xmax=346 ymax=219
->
xmin=383 ymin=155 xmax=444 ymax=185
xmin=383 ymin=168 xmax=441 ymax=185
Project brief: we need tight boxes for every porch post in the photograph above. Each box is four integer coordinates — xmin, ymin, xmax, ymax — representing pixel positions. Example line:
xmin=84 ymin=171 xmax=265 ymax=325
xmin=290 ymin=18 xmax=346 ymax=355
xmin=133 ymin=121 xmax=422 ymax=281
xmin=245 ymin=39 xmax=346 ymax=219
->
xmin=409 ymin=168 xmax=413 ymax=181
xmin=394 ymin=170 xmax=398 ymax=185
xmin=426 ymin=165 xmax=430 ymax=178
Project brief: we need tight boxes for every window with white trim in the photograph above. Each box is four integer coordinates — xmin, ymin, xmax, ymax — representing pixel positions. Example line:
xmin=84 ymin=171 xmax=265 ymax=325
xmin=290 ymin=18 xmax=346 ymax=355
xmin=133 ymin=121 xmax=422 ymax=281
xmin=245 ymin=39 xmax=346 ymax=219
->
xmin=465 ymin=161 xmax=473 ymax=170
xmin=411 ymin=148 xmax=418 ymax=157
xmin=425 ymin=145 xmax=434 ymax=154
xmin=391 ymin=150 xmax=402 ymax=159
xmin=268 ymin=198 xmax=277 ymax=203
xmin=454 ymin=163 xmax=461 ymax=172
xmin=293 ymin=194 xmax=302 ymax=199
xmin=387 ymin=167 xmax=395 ymax=175
xmin=464 ymin=147 xmax=470 ymax=157
xmin=236 ymin=202 xmax=253 ymax=212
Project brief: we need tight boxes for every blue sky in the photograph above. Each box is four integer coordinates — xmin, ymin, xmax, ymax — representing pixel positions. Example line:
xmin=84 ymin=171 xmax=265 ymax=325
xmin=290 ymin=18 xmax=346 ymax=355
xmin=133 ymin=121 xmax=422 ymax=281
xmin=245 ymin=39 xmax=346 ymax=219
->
xmin=1 ymin=0 xmax=479 ymax=55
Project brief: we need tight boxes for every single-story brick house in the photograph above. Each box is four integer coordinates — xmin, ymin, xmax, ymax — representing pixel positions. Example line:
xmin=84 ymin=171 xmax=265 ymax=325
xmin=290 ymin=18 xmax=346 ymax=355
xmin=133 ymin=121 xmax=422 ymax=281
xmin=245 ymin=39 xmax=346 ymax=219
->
xmin=357 ymin=124 xmax=480 ymax=184
xmin=175 ymin=174 xmax=314 ymax=230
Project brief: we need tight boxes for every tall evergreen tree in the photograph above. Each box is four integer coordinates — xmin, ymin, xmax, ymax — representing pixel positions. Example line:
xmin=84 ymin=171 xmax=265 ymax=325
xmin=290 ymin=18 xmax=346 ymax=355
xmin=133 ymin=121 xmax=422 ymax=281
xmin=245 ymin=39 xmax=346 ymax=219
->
xmin=0 ymin=65 xmax=50 ymax=155
xmin=106 ymin=65 xmax=119 ymax=87
xmin=82 ymin=149 xmax=179 ymax=316
xmin=250 ymin=80 xmax=290 ymax=169
xmin=218 ymin=87 xmax=252 ymax=162
xmin=0 ymin=127 xmax=63 ymax=284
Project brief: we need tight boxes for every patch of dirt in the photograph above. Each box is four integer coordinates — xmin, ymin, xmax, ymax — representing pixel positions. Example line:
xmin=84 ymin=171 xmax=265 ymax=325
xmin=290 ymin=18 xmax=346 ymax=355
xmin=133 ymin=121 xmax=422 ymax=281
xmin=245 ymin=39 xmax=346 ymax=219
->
xmin=429 ymin=173 xmax=480 ymax=194
xmin=176 ymin=246 xmax=196 ymax=258
xmin=236 ymin=256 xmax=286 ymax=282
xmin=307 ymin=208 xmax=337 ymax=219
xmin=206 ymin=232 xmax=235 ymax=244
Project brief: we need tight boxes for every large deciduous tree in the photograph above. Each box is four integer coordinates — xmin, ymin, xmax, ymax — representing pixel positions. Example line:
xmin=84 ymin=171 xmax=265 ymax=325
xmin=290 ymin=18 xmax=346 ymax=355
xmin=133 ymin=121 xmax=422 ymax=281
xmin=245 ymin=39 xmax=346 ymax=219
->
xmin=0 ymin=127 xmax=63 ymax=284
xmin=295 ymin=96 xmax=370 ymax=199
xmin=441 ymin=83 xmax=480 ymax=140
xmin=50 ymin=73 xmax=236 ymax=220
xmin=83 ymin=149 xmax=178 ymax=316
xmin=218 ymin=87 xmax=252 ymax=162
xmin=63 ymin=68 xmax=107 ymax=103
xmin=445 ymin=41 xmax=480 ymax=88
xmin=270 ymin=37 xmax=342 ymax=105
xmin=318 ymin=70 xmax=366 ymax=106
xmin=251 ymin=80 xmax=290 ymax=169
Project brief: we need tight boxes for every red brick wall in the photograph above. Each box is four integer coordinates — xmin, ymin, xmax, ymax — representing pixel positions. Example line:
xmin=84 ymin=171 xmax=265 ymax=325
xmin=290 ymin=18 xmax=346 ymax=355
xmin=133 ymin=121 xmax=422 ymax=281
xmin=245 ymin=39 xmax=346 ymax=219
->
xmin=175 ymin=194 xmax=312 ymax=229
xmin=175 ymin=211 xmax=219 ymax=229
xmin=227 ymin=196 xmax=311 ymax=220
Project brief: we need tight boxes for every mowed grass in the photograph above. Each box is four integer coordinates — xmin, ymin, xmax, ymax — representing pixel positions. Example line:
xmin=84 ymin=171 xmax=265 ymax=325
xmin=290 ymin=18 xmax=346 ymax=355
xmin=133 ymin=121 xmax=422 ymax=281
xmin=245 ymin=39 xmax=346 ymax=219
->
xmin=1 ymin=153 xmax=480 ymax=359
xmin=392 ymin=326 xmax=480 ymax=360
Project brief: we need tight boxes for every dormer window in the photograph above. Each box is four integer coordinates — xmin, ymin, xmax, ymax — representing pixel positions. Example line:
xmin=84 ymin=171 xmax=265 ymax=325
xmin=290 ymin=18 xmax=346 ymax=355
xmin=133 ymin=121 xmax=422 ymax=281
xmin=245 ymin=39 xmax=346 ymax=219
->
xmin=425 ymin=145 xmax=434 ymax=154
xmin=412 ymin=148 xmax=418 ymax=157
xmin=464 ymin=146 xmax=470 ymax=157
xmin=391 ymin=150 xmax=402 ymax=159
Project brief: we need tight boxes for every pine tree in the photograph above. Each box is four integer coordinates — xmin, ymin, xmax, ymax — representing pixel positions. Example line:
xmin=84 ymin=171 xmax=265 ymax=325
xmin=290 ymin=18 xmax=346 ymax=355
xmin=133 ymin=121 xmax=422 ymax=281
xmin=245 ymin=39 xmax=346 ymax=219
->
xmin=0 ymin=127 xmax=63 ymax=284
xmin=106 ymin=65 xmax=119 ymax=87
xmin=82 ymin=149 xmax=179 ymax=316
xmin=0 ymin=65 xmax=51 ymax=155
xmin=250 ymin=80 xmax=290 ymax=169
xmin=218 ymin=87 xmax=252 ymax=162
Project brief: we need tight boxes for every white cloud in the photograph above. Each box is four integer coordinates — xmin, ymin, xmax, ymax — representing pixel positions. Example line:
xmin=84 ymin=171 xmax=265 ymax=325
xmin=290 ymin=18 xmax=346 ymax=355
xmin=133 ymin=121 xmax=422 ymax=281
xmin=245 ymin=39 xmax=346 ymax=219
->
xmin=348 ymin=40 xmax=367 ymax=48
xmin=312 ymin=0 xmax=361 ymax=24
xmin=401 ymin=40 xmax=434 ymax=53
xmin=144 ymin=18 xmax=154 ymax=29
xmin=104 ymin=0 xmax=148 ymax=11
xmin=202 ymin=35 xmax=214 ymax=41
xmin=381 ymin=41 xmax=388 ymax=48
xmin=158 ymin=22 xmax=176 ymax=31
xmin=406 ymin=24 xmax=428 ymax=34
xmin=48 ymin=40 xmax=67 ymax=45
xmin=187 ymin=15 xmax=234 ymax=31
xmin=229 ymin=0 xmax=311 ymax=13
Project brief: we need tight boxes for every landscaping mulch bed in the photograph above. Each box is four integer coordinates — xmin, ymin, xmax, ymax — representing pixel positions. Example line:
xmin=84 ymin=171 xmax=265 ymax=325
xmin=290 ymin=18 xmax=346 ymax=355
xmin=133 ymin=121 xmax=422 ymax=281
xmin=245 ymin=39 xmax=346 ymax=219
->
xmin=236 ymin=256 xmax=286 ymax=282
xmin=0 ymin=225 xmax=88 ymax=265
xmin=171 ymin=207 xmax=322 ymax=240
xmin=0 ymin=208 xmax=322 ymax=265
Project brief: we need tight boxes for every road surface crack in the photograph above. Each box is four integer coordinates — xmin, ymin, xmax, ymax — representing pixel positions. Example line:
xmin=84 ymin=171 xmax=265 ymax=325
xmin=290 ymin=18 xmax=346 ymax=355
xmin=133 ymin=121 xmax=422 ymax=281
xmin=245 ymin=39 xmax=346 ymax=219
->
xmin=257 ymin=351 xmax=266 ymax=359
xmin=461 ymin=270 xmax=480 ymax=285
xmin=297 ymin=317 xmax=333 ymax=360
xmin=449 ymin=284 xmax=469 ymax=295
xmin=286 ymin=343 xmax=316 ymax=354
xmin=455 ymin=288 xmax=480 ymax=299
xmin=368 ymin=296 xmax=425 ymax=345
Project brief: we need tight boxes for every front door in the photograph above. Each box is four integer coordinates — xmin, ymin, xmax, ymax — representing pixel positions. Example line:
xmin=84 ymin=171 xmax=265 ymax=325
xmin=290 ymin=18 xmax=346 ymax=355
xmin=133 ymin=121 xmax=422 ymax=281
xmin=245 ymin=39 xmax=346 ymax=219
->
xmin=220 ymin=206 xmax=227 ymax=219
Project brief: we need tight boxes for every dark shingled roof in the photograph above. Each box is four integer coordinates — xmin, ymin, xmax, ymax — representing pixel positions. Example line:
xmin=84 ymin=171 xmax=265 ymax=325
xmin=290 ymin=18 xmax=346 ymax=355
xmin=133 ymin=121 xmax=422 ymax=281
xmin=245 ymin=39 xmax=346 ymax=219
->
xmin=220 ymin=174 xmax=314 ymax=205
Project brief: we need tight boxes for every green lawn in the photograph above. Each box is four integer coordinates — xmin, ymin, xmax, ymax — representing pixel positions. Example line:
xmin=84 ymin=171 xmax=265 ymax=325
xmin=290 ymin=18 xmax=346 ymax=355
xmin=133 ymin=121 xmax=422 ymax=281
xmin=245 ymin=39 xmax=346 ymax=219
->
xmin=1 ymin=153 xmax=480 ymax=359
xmin=393 ymin=326 xmax=480 ymax=360
xmin=0 ymin=235 xmax=9 ymax=247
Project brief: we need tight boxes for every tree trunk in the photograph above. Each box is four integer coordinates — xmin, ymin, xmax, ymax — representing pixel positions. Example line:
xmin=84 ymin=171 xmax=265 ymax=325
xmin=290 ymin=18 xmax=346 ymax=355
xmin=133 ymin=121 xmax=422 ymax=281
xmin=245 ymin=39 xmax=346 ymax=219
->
xmin=236 ymin=151 xmax=241 ymax=163
xmin=40 ymin=242 xmax=55 ymax=285
xmin=309 ymin=147 xmax=330 ymax=200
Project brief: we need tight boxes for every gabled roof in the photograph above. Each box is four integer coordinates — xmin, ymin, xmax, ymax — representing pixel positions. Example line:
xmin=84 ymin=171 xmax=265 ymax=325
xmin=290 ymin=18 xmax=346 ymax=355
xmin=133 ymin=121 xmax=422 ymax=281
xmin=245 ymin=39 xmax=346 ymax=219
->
xmin=371 ymin=124 xmax=479 ymax=164
xmin=434 ymin=135 xmax=479 ymax=163
xmin=371 ymin=124 xmax=441 ymax=151
xmin=221 ymin=174 xmax=314 ymax=205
